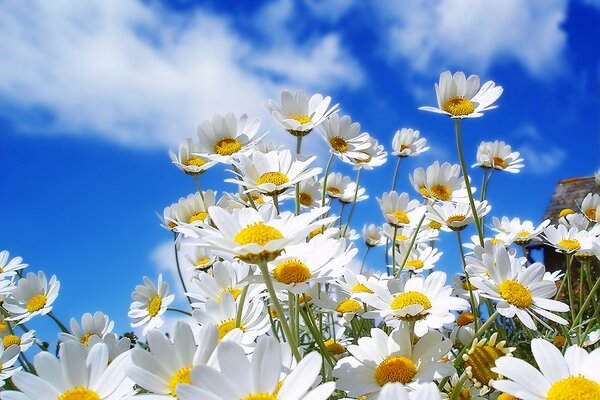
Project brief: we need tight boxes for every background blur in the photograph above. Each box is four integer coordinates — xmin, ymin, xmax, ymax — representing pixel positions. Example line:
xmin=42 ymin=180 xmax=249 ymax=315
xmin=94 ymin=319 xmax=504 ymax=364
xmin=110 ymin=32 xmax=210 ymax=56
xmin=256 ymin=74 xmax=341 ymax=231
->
xmin=0 ymin=0 xmax=598 ymax=336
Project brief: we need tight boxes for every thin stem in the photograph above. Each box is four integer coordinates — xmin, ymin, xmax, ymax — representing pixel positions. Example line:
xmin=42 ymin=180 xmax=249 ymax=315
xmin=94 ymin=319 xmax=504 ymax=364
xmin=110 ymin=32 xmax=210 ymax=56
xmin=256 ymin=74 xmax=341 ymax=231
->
xmin=342 ymin=168 xmax=362 ymax=237
xmin=565 ymin=254 xmax=576 ymax=324
xmin=173 ymin=232 xmax=192 ymax=305
xmin=450 ymin=373 xmax=469 ymax=400
xmin=574 ymin=265 xmax=600 ymax=327
xmin=48 ymin=312 xmax=70 ymax=333
xmin=391 ymin=226 xmax=398 ymax=274
xmin=359 ymin=247 xmax=371 ymax=274
xmin=235 ymin=284 xmax=250 ymax=328
xmin=294 ymin=136 xmax=302 ymax=215
xmin=272 ymin=193 xmax=281 ymax=214
xmin=394 ymin=214 xmax=426 ymax=277
xmin=193 ymin=175 xmax=205 ymax=203
xmin=453 ymin=311 xmax=499 ymax=368
xmin=391 ymin=157 xmax=402 ymax=192
xmin=457 ymin=230 xmax=479 ymax=331
xmin=167 ymin=307 xmax=192 ymax=316
xmin=296 ymin=135 xmax=303 ymax=155
xmin=321 ymin=153 xmax=335 ymax=208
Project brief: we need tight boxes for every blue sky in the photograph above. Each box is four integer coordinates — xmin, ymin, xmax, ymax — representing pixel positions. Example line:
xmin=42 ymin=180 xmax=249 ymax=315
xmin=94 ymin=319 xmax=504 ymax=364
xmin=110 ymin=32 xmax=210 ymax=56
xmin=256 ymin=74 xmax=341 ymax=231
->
xmin=0 ymin=0 xmax=598 ymax=336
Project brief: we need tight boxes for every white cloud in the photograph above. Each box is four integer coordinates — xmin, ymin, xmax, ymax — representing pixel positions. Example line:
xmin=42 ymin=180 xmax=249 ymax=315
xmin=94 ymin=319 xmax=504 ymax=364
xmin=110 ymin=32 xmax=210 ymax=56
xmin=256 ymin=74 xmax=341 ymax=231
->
xmin=513 ymin=123 xmax=566 ymax=175
xmin=0 ymin=0 xmax=362 ymax=147
xmin=373 ymin=0 xmax=568 ymax=76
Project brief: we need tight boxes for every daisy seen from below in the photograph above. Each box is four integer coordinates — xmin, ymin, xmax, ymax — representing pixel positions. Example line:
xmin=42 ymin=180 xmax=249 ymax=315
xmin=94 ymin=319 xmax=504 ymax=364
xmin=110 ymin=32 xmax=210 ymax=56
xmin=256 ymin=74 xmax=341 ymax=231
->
xmin=0 ymin=342 xmax=21 ymax=386
xmin=4 ymin=271 xmax=59 ymax=324
xmin=128 ymin=274 xmax=175 ymax=336
xmin=580 ymin=192 xmax=600 ymax=221
xmin=177 ymin=336 xmax=335 ymax=400
xmin=410 ymin=162 xmax=469 ymax=202
xmin=0 ymin=250 xmax=27 ymax=278
xmin=319 ymin=113 xmax=371 ymax=163
xmin=163 ymin=191 xmax=217 ymax=229
xmin=419 ymin=71 xmax=503 ymax=118
xmin=363 ymin=224 xmax=384 ymax=247
xmin=490 ymin=217 xmax=550 ymax=245
xmin=265 ymin=89 xmax=339 ymax=137
xmin=378 ymin=191 xmax=425 ymax=228
xmin=87 ymin=333 xmax=131 ymax=364
xmin=322 ymin=172 xmax=353 ymax=200
xmin=350 ymin=136 xmax=388 ymax=170
xmin=59 ymin=311 xmax=114 ymax=346
xmin=0 ymin=328 xmax=37 ymax=353
xmin=427 ymin=200 xmax=491 ymax=231
xmin=187 ymin=260 xmax=256 ymax=306
xmin=296 ymin=177 xmax=325 ymax=209
xmin=473 ymin=141 xmax=524 ymax=173
xmin=333 ymin=325 xmax=454 ymax=398
xmin=195 ymin=112 xmax=263 ymax=163
xmin=169 ymin=138 xmax=215 ymax=176
xmin=493 ymin=338 xmax=600 ymax=400
xmin=543 ymin=224 xmax=594 ymax=254
xmin=391 ymin=128 xmax=430 ymax=158
xmin=391 ymin=243 xmax=442 ymax=273
xmin=2 ymin=341 xmax=134 ymax=400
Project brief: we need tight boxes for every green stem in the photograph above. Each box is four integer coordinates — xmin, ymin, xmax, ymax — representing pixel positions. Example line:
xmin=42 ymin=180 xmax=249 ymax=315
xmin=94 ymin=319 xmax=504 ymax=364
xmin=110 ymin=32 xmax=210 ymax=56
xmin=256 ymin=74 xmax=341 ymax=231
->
xmin=193 ymin=175 xmax=205 ymax=203
xmin=565 ymin=254 xmax=576 ymax=323
xmin=173 ymin=232 xmax=192 ymax=305
xmin=391 ymin=157 xmax=402 ymax=192
xmin=342 ymin=168 xmax=362 ymax=237
xmin=359 ymin=246 xmax=371 ymax=274
xmin=321 ymin=153 xmax=335 ymax=208
xmin=457 ymin=230 xmax=479 ymax=331
xmin=450 ymin=373 xmax=469 ymax=400
xmin=48 ymin=312 xmax=70 ymax=333
xmin=235 ymin=284 xmax=250 ymax=328
xmin=391 ymin=225 xmax=398 ymax=274
xmin=167 ymin=307 xmax=192 ymax=316
xmin=394 ymin=214 xmax=426 ymax=277
xmin=573 ymin=265 xmax=600 ymax=327
xmin=272 ymin=193 xmax=281 ymax=214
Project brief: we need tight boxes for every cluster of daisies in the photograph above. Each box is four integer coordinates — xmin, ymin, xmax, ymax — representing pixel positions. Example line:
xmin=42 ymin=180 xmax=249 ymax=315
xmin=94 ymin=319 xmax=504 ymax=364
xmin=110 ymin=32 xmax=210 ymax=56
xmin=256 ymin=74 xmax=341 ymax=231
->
xmin=2 ymin=71 xmax=600 ymax=400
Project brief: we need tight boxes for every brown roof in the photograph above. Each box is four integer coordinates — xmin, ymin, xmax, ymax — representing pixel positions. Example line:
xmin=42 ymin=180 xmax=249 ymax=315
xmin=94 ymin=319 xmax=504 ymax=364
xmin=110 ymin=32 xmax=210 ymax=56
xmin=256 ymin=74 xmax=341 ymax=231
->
xmin=543 ymin=176 xmax=599 ymax=223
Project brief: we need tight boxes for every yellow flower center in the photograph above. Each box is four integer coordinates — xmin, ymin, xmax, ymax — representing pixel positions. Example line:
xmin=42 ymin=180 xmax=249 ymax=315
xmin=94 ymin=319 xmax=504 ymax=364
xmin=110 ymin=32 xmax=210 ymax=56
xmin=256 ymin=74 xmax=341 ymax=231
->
xmin=218 ymin=288 xmax=243 ymax=302
xmin=517 ymin=230 xmax=530 ymax=238
xmin=336 ymin=298 xmax=362 ymax=314
xmin=419 ymin=185 xmax=430 ymax=198
xmin=462 ymin=281 xmax=477 ymax=291
xmin=2 ymin=335 xmax=21 ymax=348
xmin=430 ymin=184 xmax=452 ymax=201
xmin=547 ymin=376 xmax=600 ymax=400
xmin=195 ymin=257 xmax=211 ymax=268
xmin=26 ymin=294 xmax=47 ymax=312
xmin=330 ymin=136 xmax=349 ymax=152
xmin=584 ymin=208 xmax=597 ymax=220
xmin=559 ymin=208 xmax=575 ymax=218
xmin=497 ymin=394 xmax=519 ymax=400
xmin=492 ymin=157 xmax=507 ymax=169
xmin=217 ymin=319 xmax=244 ymax=342
xmin=400 ymin=144 xmax=411 ymax=152
xmin=374 ymin=356 xmax=417 ymax=386
xmin=58 ymin=387 xmax=100 ymax=400
xmin=552 ymin=335 xmax=566 ymax=349
xmin=234 ymin=222 xmax=284 ymax=246
xmin=465 ymin=345 xmax=505 ymax=386
xmin=273 ymin=260 xmax=312 ymax=284
xmin=241 ymin=394 xmax=277 ymax=400
xmin=498 ymin=280 xmax=532 ymax=308
xmin=449 ymin=387 xmax=472 ymax=400
xmin=390 ymin=211 xmax=410 ymax=225
xmin=0 ymin=322 xmax=7 ymax=333
xmin=558 ymin=239 xmax=580 ymax=252
xmin=354 ymin=153 xmax=372 ymax=164
xmin=351 ymin=283 xmax=373 ymax=294
xmin=214 ymin=137 xmax=242 ymax=156
xmin=183 ymin=156 xmax=206 ymax=167
xmin=429 ymin=220 xmax=442 ymax=230
xmin=298 ymin=192 xmax=313 ymax=206
xmin=256 ymin=172 xmax=290 ymax=187
xmin=188 ymin=211 xmax=208 ymax=224
xmin=289 ymin=114 xmax=311 ymax=125
xmin=308 ymin=226 xmax=325 ymax=239
xmin=324 ymin=339 xmax=347 ymax=355
xmin=457 ymin=312 xmax=475 ymax=327
xmin=327 ymin=187 xmax=342 ymax=196
xmin=169 ymin=367 xmax=192 ymax=397
xmin=395 ymin=235 xmax=409 ymax=242
xmin=447 ymin=215 xmax=467 ymax=223
xmin=405 ymin=259 xmax=424 ymax=269
xmin=442 ymin=96 xmax=475 ymax=116
xmin=391 ymin=291 xmax=432 ymax=311
xmin=147 ymin=295 xmax=162 ymax=317
xmin=80 ymin=333 xmax=93 ymax=346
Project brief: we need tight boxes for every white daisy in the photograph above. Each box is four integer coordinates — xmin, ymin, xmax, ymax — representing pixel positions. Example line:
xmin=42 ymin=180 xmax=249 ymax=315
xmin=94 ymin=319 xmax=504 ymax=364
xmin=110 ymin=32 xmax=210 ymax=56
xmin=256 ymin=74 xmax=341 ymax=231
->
xmin=59 ymin=311 xmax=114 ymax=346
xmin=363 ymin=224 xmax=384 ymax=247
xmin=382 ymin=223 xmax=439 ymax=248
xmin=184 ymin=246 xmax=217 ymax=272
xmin=391 ymin=128 xmax=430 ymax=158
xmin=419 ymin=71 xmax=503 ymax=119
xmin=163 ymin=191 xmax=217 ymax=229
xmin=349 ymin=135 xmax=387 ymax=170
xmin=322 ymin=172 xmax=353 ymax=199
xmin=339 ymin=181 xmax=369 ymax=204
xmin=493 ymin=338 xmax=600 ymax=400
xmin=490 ymin=216 xmax=550 ymax=245
xmin=187 ymin=260 xmax=258 ymax=306
xmin=320 ymin=113 xmax=371 ymax=163
xmin=473 ymin=141 xmax=524 ymax=173
xmin=391 ymin=243 xmax=443 ymax=273
xmin=0 ymin=342 xmax=21 ymax=386
xmin=428 ymin=200 xmax=491 ymax=231
xmin=169 ymin=138 xmax=216 ymax=176
xmin=462 ymin=332 xmax=515 ymax=390
xmin=296 ymin=177 xmax=326 ymax=209
xmin=410 ymin=162 xmax=469 ymax=203
xmin=0 ymin=250 xmax=27 ymax=278
xmin=375 ymin=382 xmax=442 ymax=400
xmin=128 ymin=275 xmax=175 ymax=336
xmin=265 ymin=89 xmax=339 ymax=137
xmin=88 ymin=333 xmax=131 ymax=364
xmin=378 ymin=191 xmax=425 ymax=227
xmin=543 ymin=224 xmax=594 ymax=254
xmin=0 ymin=329 xmax=37 ymax=353
xmin=580 ymin=192 xmax=600 ymax=221
xmin=4 ymin=271 xmax=60 ymax=324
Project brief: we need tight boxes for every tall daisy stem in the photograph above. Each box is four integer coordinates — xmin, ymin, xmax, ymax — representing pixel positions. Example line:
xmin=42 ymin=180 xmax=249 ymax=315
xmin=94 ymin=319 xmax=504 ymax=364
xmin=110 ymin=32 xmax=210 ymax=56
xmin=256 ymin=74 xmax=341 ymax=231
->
xmin=48 ymin=312 xmax=70 ymax=333
xmin=455 ymin=119 xmax=484 ymax=246
xmin=193 ymin=175 xmax=205 ymax=203
xmin=257 ymin=262 xmax=301 ymax=362
xmin=173 ymin=232 xmax=192 ymax=305
xmin=456 ymin=230 xmax=479 ymax=331
xmin=394 ymin=214 xmax=426 ymax=277
xmin=235 ymin=284 xmax=250 ymax=328
xmin=167 ymin=307 xmax=192 ymax=316
xmin=359 ymin=246 xmax=371 ymax=274
xmin=342 ymin=168 xmax=362 ymax=237
xmin=321 ymin=153 xmax=335 ymax=208
xmin=391 ymin=157 xmax=402 ymax=192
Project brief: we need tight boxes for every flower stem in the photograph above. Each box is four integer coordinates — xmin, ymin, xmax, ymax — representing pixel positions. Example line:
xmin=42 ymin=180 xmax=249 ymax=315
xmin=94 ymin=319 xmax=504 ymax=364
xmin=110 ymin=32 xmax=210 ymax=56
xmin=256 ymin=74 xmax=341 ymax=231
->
xmin=359 ymin=246 xmax=371 ymax=274
xmin=193 ymin=175 xmax=205 ymax=203
xmin=342 ymin=168 xmax=362 ymax=237
xmin=456 ymin=230 xmax=479 ymax=331
xmin=167 ymin=307 xmax=192 ymax=316
xmin=48 ymin=312 xmax=70 ymax=333
xmin=321 ymin=153 xmax=335 ymax=208
xmin=391 ymin=157 xmax=402 ymax=192
xmin=173 ymin=231 xmax=192 ymax=305
xmin=235 ymin=284 xmax=250 ymax=328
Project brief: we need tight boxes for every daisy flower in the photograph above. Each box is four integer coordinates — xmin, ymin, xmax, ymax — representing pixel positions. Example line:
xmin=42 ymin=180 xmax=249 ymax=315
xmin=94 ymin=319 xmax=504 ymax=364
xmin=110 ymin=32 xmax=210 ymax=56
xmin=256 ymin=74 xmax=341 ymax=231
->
xmin=339 ymin=181 xmax=369 ymax=204
xmin=59 ymin=311 xmax=114 ymax=346
xmin=127 ymin=321 xmax=223 ymax=398
xmin=543 ymin=224 xmax=594 ymax=254
xmin=375 ymin=382 xmax=442 ymax=400
xmin=128 ymin=274 xmax=175 ymax=336
xmin=335 ymin=269 xmax=385 ymax=298
xmin=230 ymin=149 xmax=321 ymax=196
xmin=363 ymin=224 xmax=384 ymax=247
xmin=378 ymin=191 xmax=425 ymax=228
xmin=580 ymin=192 xmax=600 ymax=221
xmin=427 ymin=200 xmax=491 ymax=231
xmin=358 ymin=271 xmax=469 ymax=337
xmin=322 ymin=172 xmax=352 ymax=200
xmin=185 ymin=246 xmax=217 ymax=272
xmin=0 ymin=250 xmax=27 ymax=278
xmin=350 ymin=136 xmax=388 ymax=170
xmin=179 ymin=204 xmax=331 ymax=264
xmin=391 ymin=243 xmax=443 ymax=273
xmin=449 ymin=311 xmax=479 ymax=347
xmin=265 ymin=89 xmax=339 ymax=137
xmin=410 ymin=162 xmax=469 ymax=203
xmin=391 ymin=128 xmax=430 ymax=158
xmin=88 ymin=332 xmax=131 ymax=364
xmin=169 ymin=138 xmax=216 ymax=176
xmin=4 ymin=271 xmax=59 ymax=324
xmin=195 ymin=112 xmax=263 ymax=163
xmin=296 ymin=177 xmax=326 ymax=209
xmin=473 ymin=141 xmax=524 ymax=173
xmin=164 ymin=191 xmax=217 ymax=229
xmin=320 ymin=113 xmax=371 ymax=163
xmin=0 ymin=342 xmax=21 ymax=386
xmin=490 ymin=216 xmax=550 ymax=245
xmin=382 ymin=223 xmax=439 ymax=248
xmin=333 ymin=325 xmax=453 ymax=397
xmin=462 ymin=333 xmax=515 ymax=390
xmin=469 ymin=247 xmax=569 ymax=330
xmin=3 ymin=341 xmax=134 ymax=400
xmin=442 ymin=374 xmax=487 ymax=400
xmin=419 ymin=71 xmax=503 ymax=119
xmin=176 ymin=337 xmax=335 ymax=400
xmin=187 ymin=260 xmax=257 ymax=306
xmin=493 ymin=338 xmax=600 ymax=400
xmin=0 ymin=329 xmax=37 ymax=353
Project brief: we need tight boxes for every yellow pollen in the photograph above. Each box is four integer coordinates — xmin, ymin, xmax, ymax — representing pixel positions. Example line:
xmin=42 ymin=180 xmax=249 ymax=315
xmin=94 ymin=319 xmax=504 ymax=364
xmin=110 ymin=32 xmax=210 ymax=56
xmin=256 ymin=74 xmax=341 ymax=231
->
xmin=234 ymin=222 xmax=284 ymax=246
xmin=269 ymin=308 xmax=278 ymax=319
xmin=465 ymin=345 xmax=505 ymax=386
xmin=552 ymin=335 xmax=566 ymax=349
xmin=308 ymin=227 xmax=324 ymax=239
xmin=183 ymin=156 xmax=206 ymax=167
xmin=0 ymin=322 xmax=6 ymax=333
xmin=584 ymin=208 xmax=597 ymax=220
xmin=195 ymin=257 xmax=211 ymax=267
xmin=218 ymin=288 xmax=243 ymax=302
xmin=58 ymin=387 xmax=100 ymax=400
xmin=2 ymin=335 xmax=20 ymax=348
xmin=497 ymin=394 xmax=519 ymax=400
xmin=26 ymin=294 xmax=47 ymax=312
xmin=462 ymin=281 xmax=477 ymax=291
xmin=240 ymin=394 xmax=277 ymax=400
xmin=558 ymin=239 xmax=580 ymax=252
xmin=217 ymin=319 xmax=244 ymax=342
xmin=390 ymin=211 xmax=410 ymax=225
xmin=336 ymin=298 xmax=362 ymax=314
xmin=330 ymin=136 xmax=349 ymax=152
xmin=559 ymin=208 xmax=575 ymax=218
xmin=449 ymin=387 xmax=472 ymax=400
xmin=324 ymin=339 xmax=347 ymax=355
xmin=400 ymin=144 xmax=411 ymax=152
xmin=299 ymin=294 xmax=312 ymax=305
xmin=430 ymin=184 xmax=451 ymax=201
xmin=374 ymin=356 xmax=417 ymax=386
xmin=351 ymin=283 xmax=373 ymax=294
xmin=492 ymin=157 xmax=507 ymax=169
xmin=457 ymin=312 xmax=475 ymax=326
xmin=213 ymin=137 xmax=242 ymax=156
xmin=188 ymin=211 xmax=208 ymax=224
xmin=395 ymin=235 xmax=409 ymax=242
xmin=547 ymin=376 xmax=600 ymax=400
xmin=354 ymin=153 xmax=372 ymax=164
xmin=298 ymin=192 xmax=313 ymax=206
xmin=447 ymin=215 xmax=467 ymax=223
xmin=327 ymin=187 xmax=342 ymax=196
xmin=80 ymin=333 xmax=94 ymax=346
xmin=405 ymin=259 xmax=424 ymax=269
xmin=442 ymin=96 xmax=475 ymax=116
xmin=429 ymin=220 xmax=442 ymax=230
xmin=273 ymin=260 xmax=312 ymax=284
xmin=147 ymin=295 xmax=162 ymax=317
xmin=517 ymin=230 xmax=530 ymax=238
xmin=256 ymin=172 xmax=290 ymax=187
xmin=498 ymin=280 xmax=532 ymax=308
xmin=289 ymin=114 xmax=311 ymax=125
xmin=273 ymin=381 xmax=284 ymax=396
xmin=419 ymin=185 xmax=430 ymax=198
xmin=391 ymin=291 xmax=432 ymax=311
xmin=168 ymin=367 xmax=192 ymax=397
